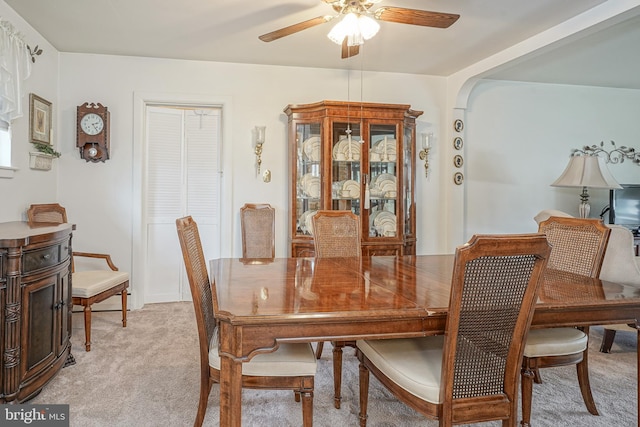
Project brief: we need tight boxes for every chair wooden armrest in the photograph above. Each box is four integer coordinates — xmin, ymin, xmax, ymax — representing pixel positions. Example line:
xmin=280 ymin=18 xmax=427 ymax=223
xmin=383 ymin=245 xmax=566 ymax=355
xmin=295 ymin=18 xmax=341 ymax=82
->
xmin=72 ymin=252 xmax=119 ymax=272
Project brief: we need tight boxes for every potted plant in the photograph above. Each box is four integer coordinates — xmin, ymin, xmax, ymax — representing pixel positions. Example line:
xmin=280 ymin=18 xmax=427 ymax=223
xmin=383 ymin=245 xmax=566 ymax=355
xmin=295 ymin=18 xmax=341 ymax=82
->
xmin=29 ymin=143 xmax=61 ymax=170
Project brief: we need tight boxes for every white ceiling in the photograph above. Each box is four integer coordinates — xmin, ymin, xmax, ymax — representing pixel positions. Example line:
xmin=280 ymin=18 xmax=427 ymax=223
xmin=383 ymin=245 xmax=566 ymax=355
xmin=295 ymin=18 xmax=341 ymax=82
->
xmin=6 ymin=0 xmax=640 ymax=89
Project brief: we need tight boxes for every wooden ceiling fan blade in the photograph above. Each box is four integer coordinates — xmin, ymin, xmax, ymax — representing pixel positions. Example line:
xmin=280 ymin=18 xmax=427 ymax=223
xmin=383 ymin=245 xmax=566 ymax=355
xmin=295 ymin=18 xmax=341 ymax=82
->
xmin=341 ymin=38 xmax=360 ymax=59
xmin=259 ymin=16 xmax=333 ymax=42
xmin=374 ymin=7 xmax=460 ymax=28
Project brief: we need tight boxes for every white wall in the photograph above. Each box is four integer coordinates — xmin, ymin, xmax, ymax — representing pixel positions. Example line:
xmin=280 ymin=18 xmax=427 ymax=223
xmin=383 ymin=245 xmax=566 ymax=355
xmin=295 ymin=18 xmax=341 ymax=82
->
xmin=464 ymin=79 xmax=640 ymax=239
xmin=52 ymin=53 xmax=448 ymax=307
xmin=4 ymin=0 xmax=640 ymax=309
xmin=0 ymin=1 xmax=58 ymax=222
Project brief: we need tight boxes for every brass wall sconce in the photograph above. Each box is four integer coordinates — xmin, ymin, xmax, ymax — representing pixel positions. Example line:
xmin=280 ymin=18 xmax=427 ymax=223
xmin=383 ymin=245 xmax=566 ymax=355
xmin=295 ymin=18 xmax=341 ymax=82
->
xmin=254 ymin=125 xmax=266 ymax=174
xmin=419 ymin=132 xmax=432 ymax=178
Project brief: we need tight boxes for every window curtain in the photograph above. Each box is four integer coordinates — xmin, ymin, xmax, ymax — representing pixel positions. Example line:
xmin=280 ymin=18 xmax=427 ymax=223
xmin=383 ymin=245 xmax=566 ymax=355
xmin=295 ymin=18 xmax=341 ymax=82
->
xmin=0 ymin=19 xmax=31 ymax=130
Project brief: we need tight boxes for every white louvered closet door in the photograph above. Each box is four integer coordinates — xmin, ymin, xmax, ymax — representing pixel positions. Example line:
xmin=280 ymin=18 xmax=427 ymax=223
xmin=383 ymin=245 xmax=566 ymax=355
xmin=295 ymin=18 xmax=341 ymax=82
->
xmin=144 ymin=106 xmax=221 ymax=303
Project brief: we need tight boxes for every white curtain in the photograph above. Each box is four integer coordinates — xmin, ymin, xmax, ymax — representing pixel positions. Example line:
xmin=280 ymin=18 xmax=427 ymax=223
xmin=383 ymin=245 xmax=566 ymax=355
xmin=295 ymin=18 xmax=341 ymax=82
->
xmin=0 ymin=19 xmax=32 ymax=130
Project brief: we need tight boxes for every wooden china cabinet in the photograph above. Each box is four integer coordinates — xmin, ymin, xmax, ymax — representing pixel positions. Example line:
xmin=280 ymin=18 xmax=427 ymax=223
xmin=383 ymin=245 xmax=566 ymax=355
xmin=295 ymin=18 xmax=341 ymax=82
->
xmin=285 ymin=100 xmax=423 ymax=257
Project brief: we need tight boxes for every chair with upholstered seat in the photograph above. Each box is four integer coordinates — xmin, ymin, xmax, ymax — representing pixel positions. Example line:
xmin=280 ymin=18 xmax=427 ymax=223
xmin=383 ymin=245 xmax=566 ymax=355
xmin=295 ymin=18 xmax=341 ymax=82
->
xmin=240 ymin=203 xmax=275 ymax=258
xmin=521 ymin=216 xmax=611 ymax=426
xmin=176 ymin=216 xmax=316 ymax=427
xmin=27 ymin=203 xmax=129 ymax=352
xmin=311 ymin=209 xmax=361 ymax=409
xmin=357 ymin=233 xmax=551 ymax=427
xmin=533 ymin=209 xmax=640 ymax=353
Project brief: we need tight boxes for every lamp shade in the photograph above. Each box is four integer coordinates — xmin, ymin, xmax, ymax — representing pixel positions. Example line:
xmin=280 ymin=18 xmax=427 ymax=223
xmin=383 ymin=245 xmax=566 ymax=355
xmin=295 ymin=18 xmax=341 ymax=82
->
xmin=327 ymin=13 xmax=380 ymax=46
xmin=551 ymin=155 xmax=622 ymax=189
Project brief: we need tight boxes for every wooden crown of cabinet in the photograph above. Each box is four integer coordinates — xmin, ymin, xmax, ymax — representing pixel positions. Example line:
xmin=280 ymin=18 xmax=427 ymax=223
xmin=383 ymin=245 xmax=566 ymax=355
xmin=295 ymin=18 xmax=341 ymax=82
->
xmin=284 ymin=101 xmax=423 ymax=257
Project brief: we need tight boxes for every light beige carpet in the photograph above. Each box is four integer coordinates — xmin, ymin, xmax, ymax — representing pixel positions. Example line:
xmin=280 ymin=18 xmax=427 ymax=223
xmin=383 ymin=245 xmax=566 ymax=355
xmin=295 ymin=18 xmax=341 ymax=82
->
xmin=32 ymin=302 xmax=636 ymax=426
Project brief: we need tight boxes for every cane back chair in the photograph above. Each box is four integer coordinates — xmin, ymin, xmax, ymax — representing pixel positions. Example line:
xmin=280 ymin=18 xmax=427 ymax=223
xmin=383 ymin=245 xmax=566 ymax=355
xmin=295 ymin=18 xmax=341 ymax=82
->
xmin=311 ymin=210 xmax=361 ymax=409
xmin=357 ymin=233 xmax=551 ymax=426
xmin=240 ymin=203 xmax=275 ymax=258
xmin=521 ymin=216 xmax=611 ymax=426
xmin=176 ymin=216 xmax=316 ymax=427
xmin=534 ymin=208 xmax=640 ymax=354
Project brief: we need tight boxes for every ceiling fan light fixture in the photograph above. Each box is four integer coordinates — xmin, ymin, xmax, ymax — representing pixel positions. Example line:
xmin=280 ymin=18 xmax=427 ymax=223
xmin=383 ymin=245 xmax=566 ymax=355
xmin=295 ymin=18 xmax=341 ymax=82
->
xmin=327 ymin=12 xmax=379 ymax=46
xmin=328 ymin=13 xmax=354 ymax=45
xmin=358 ymin=14 xmax=380 ymax=40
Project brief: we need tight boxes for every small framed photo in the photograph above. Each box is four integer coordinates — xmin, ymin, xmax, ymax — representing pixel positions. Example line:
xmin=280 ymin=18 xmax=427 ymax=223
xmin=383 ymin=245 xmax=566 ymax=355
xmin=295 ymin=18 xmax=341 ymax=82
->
xmin=453 ymin=172 xmax=464 ymax=185
xmin=453 ymin=137 xmax=463 ymax=150
xmin=29 ymin=93 xmax=52 ymax=145
xmin=453 ymin=155 xmax=464 ymax=168
xmin=453 ymin=119 xmax=464 ymax=133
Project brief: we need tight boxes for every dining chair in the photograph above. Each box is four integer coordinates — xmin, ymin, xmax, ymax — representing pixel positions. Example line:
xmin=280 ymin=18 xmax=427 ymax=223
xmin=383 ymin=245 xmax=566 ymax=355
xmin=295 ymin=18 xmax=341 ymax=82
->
xmin=27 ymin=203 xmax=129 ymax=352
xmin=357 ymin=233 xmax=551 ymax=427
xmin=521 ymin=216 xmax=611 ymax=426
xmin=240 ymin=203 xmax=275 ymax=258
xmin=311 ymin=209 xmax=361 ymax=409
xmin=311 ymin=210 xmax=361 ymax=258
xmin=176 ymin=216 xmax=316 ymax=427
xmin=534 ymin=209 xmax=640 ymax=353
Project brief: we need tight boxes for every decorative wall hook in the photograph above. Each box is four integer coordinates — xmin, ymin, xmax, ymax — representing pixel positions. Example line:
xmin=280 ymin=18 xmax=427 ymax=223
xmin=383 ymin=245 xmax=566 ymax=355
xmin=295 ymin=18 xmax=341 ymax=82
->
xmin=27 ymin=45 xmax=43 ymax=63
xmin=573 ymin=140 xmax=640 ymax=166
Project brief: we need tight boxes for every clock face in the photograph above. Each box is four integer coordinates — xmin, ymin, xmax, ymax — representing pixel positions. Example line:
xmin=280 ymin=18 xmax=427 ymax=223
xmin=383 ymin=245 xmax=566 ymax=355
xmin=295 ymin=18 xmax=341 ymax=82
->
xmin=80 ymin=113 xmax=104 ymax=135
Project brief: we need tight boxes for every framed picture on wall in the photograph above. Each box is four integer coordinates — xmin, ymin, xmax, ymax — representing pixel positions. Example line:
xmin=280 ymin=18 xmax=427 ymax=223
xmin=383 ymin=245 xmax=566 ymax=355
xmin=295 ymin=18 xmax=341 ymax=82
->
xmin=29 ymin=93 xmax=52 ymax=145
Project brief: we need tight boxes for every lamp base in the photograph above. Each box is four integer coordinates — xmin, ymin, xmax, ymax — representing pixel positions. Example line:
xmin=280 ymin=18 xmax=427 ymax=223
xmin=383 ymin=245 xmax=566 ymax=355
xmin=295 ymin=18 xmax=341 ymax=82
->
xmin=578 ymin=186 xmax=590 ymax=218
xmin=578 ymin=201 xmax=590 ymax=218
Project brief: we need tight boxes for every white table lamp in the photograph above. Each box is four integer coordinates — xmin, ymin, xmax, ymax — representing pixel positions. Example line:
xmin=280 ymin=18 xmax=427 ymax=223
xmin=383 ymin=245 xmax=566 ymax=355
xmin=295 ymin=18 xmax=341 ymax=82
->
xmin=551 ymin=155 xmax=622 ymax=218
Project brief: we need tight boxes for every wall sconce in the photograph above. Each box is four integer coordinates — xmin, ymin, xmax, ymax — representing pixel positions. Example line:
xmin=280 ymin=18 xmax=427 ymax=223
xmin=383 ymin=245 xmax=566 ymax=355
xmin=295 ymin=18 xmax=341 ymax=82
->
xmin=419 ymin=132 xmax=432 ymax=178
xmin=254 ymin=125 xmax=266 ymax=174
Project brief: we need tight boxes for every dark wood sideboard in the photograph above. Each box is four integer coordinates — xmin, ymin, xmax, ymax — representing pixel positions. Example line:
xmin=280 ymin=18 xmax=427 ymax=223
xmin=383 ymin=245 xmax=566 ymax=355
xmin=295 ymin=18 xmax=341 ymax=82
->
xmin=0 ymin=221 xmax=74 ymax=403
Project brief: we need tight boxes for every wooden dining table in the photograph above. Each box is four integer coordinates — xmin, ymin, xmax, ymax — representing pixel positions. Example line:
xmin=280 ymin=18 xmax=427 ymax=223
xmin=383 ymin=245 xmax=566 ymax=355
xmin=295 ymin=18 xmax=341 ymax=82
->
xmin=210 ymin=255 xmax=640 ymax=426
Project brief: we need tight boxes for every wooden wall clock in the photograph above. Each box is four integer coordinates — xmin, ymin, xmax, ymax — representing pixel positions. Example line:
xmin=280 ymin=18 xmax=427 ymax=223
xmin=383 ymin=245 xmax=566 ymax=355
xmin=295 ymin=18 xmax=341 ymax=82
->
xmin=76 ymin=102 xmax=110 ymax=162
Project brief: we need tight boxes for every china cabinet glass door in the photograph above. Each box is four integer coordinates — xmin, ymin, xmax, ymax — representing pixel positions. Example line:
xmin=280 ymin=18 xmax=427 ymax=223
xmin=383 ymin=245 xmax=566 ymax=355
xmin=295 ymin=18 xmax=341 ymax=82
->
xmin=403 ymin=124 xmax=414 ymax=239
xmin=367 ymin=124 xmax=398 ymax=239
xmin=330 ymin=122 xmax=361 ymax=216
xmin=295 ymin=122 xmax=321 ymax=238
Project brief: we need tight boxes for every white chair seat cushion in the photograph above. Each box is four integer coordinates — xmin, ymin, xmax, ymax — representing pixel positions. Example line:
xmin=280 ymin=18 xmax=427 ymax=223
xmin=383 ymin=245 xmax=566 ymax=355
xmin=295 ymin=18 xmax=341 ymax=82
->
xmin=603 ymin=324 xmax=637 ymax=332
xmin=209 ymin=328 xmax=316 ymax=377
xmin=524 ymin=327 xmax=587 ymax=357
xmin=357 ymin=336 xmax=444 ymax=404
xmin=72 ymin=270 xmax=129 ymax=298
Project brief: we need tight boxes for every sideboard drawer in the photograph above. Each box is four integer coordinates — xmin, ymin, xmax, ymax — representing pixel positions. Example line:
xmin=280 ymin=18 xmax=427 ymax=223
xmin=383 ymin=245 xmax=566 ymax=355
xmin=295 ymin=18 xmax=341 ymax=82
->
xmin=23 ymin=244 xmax=61 ymax=273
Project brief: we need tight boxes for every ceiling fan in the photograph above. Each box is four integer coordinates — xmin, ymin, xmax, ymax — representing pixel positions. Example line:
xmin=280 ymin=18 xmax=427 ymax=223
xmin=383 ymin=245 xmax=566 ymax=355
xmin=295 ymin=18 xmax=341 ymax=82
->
xmin=259 ymin=0 xmax=460 ymax=59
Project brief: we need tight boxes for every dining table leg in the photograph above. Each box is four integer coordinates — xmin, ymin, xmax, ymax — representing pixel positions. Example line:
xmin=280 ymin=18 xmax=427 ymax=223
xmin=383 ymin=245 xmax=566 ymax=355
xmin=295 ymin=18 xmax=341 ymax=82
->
xmin=220 ymin=354 xmax=243 ymax=427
